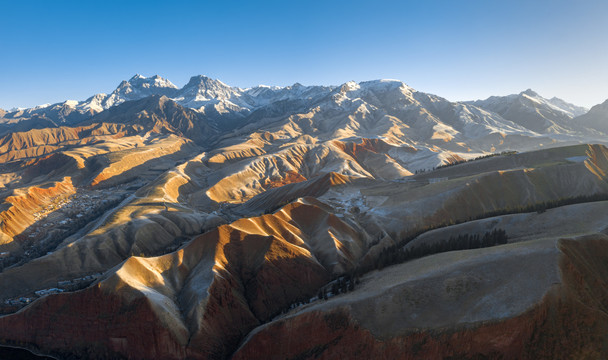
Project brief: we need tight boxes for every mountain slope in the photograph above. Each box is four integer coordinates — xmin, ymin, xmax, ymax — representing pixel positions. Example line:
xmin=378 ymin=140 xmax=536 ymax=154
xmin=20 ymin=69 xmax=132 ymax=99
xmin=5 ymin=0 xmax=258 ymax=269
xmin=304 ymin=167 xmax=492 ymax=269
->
xmin=468 ymin=89 xmax=588 ymax=133
xmin=233 ymin=235 xmax=608 ymax=359
xmin=573 ymin=98 xmax=608 ymax=134
xmin=1 ymin=144 xmax=608 ymax=359
xmin=1 ymin=75 xmax=593 ymax=145
xmin=101 ymin=74 xmax=179 ymax=109
xmin=0 ymin=75 xmax=178 ymax=129
xmin=85 ymin=95 xmax=219 ymax=146
xmin=0 ymin=74 xmax=607 ymax=359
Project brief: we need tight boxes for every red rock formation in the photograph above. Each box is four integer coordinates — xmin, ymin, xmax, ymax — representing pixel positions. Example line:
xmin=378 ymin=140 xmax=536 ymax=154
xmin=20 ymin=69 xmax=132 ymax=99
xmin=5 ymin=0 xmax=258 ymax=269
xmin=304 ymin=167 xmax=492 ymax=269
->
xmin=232 ymin=236 xmax=608 ymax=359
xmin=264 ymin=170 xmax=307 ymax=189
xmin=0 ymin=202 xmax=355 ymax=359
xmin=0 ymin=123 xmax=138 ymax=162
xmin=0 ymin=177 xmax=75 ymax=240
xmin=0 ymin=285 xmax=190 ymax=360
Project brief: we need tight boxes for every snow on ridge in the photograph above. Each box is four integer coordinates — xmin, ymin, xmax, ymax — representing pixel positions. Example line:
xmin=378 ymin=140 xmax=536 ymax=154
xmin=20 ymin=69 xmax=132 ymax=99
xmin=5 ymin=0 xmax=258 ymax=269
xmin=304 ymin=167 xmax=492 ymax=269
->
xmin=0 ymin=75 xmax=437 ymax=118
xmin=519 ymin=90 xmax=587 ymax=118
xmin=470 ymin=89 xmax=587 ymax=120
xmin=4 ymin=74 xmax=590 ymax=145
xmin=32 ymin=103 xmax=52 ymax=110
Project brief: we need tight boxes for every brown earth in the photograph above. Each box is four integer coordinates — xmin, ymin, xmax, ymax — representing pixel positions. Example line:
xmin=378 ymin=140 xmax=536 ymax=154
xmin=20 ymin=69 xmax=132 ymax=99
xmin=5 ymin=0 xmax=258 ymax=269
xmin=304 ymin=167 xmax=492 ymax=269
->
xmin=0 ymin=123 xmax=140 ymax=162
xmin=0 ymin=92 xmax=607 ymax=360
xmin=232 ymin=235 xmax=608 ymax=359
xmin=0 ymin=177 xmax=75 ymax=248
xmin=0 ymin=201 xmax=372 ymax=359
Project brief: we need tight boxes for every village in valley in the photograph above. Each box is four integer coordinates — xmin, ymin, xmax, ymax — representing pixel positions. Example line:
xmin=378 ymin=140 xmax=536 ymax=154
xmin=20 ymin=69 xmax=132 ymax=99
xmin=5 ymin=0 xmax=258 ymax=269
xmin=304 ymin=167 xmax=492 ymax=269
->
xmin=0 ymin=185 xmax=133 ymax=313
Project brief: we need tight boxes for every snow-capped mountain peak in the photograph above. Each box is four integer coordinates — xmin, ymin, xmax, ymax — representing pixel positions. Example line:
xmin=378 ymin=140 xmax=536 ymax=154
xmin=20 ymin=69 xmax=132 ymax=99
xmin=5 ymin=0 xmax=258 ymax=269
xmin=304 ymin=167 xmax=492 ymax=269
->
xmin=468 ymin=89 xmax=588 ymax=133
xmin=547 ymin=97 xmax=588 ymax=118
xmin=2 ymin=74 xmax=598 ymax=145
xmin=117 ymin=74 xmax=178 ymax=93
xmin=181 ymin=75 xmax=238 ymax=96
xmin=102 ymin=74 xmax=179 ymax=109
xmin=174 ymin=75 xmax=243 ymax=109
xmin=340 ymin=81 xmax=360 ymax=93
xmin=520 ymin=88 xmax=539 ymax=97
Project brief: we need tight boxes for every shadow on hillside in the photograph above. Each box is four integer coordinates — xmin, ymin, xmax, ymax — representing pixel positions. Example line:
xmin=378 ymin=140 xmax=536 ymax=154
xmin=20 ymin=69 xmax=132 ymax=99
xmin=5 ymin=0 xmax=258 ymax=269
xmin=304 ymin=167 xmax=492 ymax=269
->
xmin=88 ymin=149 xmax=190 ymax=189
xmin=0 ymin=191 xmax=129 ymax=273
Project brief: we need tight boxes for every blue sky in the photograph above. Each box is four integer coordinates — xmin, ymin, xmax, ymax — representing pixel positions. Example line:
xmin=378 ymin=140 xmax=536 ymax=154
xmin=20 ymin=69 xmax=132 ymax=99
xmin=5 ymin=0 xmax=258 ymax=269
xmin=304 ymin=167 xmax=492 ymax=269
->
xmin=1 ymin=0 xmax=607 ymax=109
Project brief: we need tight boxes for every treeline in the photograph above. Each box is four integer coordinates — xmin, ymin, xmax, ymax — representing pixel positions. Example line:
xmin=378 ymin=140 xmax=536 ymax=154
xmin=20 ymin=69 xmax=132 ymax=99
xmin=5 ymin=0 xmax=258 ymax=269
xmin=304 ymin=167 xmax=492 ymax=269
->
xmin=284 ymin=229 xmax=509 ymax=313
xmin=272 ymin=191 xmax=608 ymax=317
xmin=473 ymin=192 xmax=608 ymax=219
xmin=436 ymin=151 xmax=517 ymax=170
xmin=276 ymin=272 xmax=362 ymax=316
xmin=397 ymin=192 xmax=608 ymax=252
xmin=317 ymin=272 xmax=362 ymax=300
xmin=371 ymin=229 xmax=507 ymax=272
xmin=360 ymin=192 xmax=608 ymax=275
xmin=414 ymin=150 xmax=518 ymax=174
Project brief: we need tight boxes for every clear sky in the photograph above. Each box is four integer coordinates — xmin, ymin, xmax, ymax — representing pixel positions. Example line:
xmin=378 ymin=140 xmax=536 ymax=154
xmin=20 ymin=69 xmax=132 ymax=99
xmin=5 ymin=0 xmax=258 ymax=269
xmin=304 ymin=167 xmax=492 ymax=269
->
xmin=1 ymin=0 xmax=607 ymax=109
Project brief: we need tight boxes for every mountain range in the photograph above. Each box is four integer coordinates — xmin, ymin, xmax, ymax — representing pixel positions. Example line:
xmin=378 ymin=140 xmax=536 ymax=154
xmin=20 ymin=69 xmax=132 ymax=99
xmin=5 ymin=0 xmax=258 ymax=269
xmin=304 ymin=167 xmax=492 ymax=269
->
xmin=0 ymin=74 xmax=607 ymax=359
xmin=2 ymin=74 xmax=605 ymax=139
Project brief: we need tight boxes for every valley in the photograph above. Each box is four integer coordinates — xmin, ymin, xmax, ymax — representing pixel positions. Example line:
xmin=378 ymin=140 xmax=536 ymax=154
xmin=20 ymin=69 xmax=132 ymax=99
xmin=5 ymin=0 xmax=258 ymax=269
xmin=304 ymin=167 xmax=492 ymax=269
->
xmin=0 ymin=74 xmax=607 ymax=359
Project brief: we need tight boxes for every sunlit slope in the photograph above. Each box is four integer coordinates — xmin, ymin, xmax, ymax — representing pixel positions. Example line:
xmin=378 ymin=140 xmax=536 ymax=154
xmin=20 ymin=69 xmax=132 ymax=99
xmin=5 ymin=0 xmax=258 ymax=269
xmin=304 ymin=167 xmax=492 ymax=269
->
xmin=0 ymin=123 xmax=142 ymax=163
xmin=0 ymin=103 xmax=607 ymax=360
xmin=0 ymin=177 xmax=75 ymax=252
xmin=203 ymin=137 xmax=434 ymax=205
xmin=0 ymin=133 xmax=197 ymax=260
xmin=88 ymin=134 xmax=196 ymax=187
xmin=1 ymin=75 xmax=606 ymax=359
xmin=0 ymin=200 xmax=371 ymax=359
xmin=3 ymin=144 xmax=605 ymax=304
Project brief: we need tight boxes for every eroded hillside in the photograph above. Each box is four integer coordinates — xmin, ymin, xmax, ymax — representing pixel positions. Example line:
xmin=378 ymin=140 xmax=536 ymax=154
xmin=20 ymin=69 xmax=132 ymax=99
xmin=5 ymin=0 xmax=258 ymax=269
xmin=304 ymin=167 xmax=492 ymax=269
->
xmin=0 ymin=80 xmax=607 ymax=359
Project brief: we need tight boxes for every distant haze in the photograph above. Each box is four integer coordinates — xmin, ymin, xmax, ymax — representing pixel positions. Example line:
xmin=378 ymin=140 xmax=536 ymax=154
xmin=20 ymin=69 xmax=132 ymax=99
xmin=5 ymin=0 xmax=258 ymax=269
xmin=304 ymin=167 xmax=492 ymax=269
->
xmin=1 ymin=0 xmax=606 ymax=109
